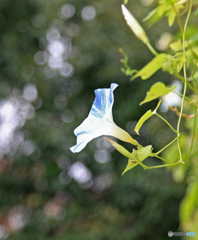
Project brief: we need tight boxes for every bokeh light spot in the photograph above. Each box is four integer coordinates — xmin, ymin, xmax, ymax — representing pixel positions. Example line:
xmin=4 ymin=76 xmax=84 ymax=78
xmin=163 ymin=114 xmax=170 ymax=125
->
xmin=47 ymin=28 xmax=60 ymax=42
xmin=160 ymin=80 xmax=182 ymax=112
xmin=57 ymin=155 xmax=71 ymax=170
xmin=68 ymin=161 xmax=92 ymax=184
xmin=156 ymin=32 xmax=173 ymax=51
xmin=43 ymin=66 xmax=57 ymax=78
xmin=0 ymin=225 xmax=9 ymax=240
xmin=59 ymin=171 xmax=72 ymax=185
xmin=59 ymin=63 xmax=74 ymax=77
xmin=21 ymin=65 xmax=34 ymax=78
xmin=157 ymin=130 xmax=170 ymax=143
xmin=32 ymin=14 xmax=45 ymax=27
xmin=34 ymin=51 xmax=48 ymax=65
xmin=60 ymin=109 xmax=75 ymax=123
xmin=23 ymin=84 xmax=38 ymax=102
xmin=70 ymin=80 xmax=83 ymax=94
xmin=54 ymin=95 xmax=67 ymax=109
xmin=94 ymin=150 xmax=111 ymax=164
xmin=81 ymin=6 xmax=96 ymax=21
xmin=17 ymin=19 xmax=29 ymax=32
xmin=58 ymin=4 xmax=76 ymax=19
xmin=21 ymin=140 xmax=35 ymax=156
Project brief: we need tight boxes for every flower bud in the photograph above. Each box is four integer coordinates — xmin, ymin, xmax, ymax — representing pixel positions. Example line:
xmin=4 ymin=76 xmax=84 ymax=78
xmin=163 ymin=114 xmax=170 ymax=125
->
xmin=121 ymin=4 xmax=149 ymax=44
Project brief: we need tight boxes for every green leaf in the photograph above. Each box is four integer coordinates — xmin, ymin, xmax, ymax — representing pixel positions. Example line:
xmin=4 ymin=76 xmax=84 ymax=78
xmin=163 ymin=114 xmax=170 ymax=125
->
xmin=131 ymin=54 xmax=166 ymax=80
xmin=170 ymin=40 xmax=191 ymax=52
xmin=162 ymin=52 xmax=188 ymax=74
xmin=122 ymin=145 xmax=152 ymax=174
xmin=134 ymin=101 xmax=161 ymax=135
xmin=167 ymin=4 xmax=184 ymax=26
xmin=140 ymin=82 xmax=177 ymax=105
xmin=134 ymin=110 xmax=153 ymax=135
xmin=162 ymin=54 xmax=178 ymax=74
xmin=170 ymin=40 xmax=182 ymax=51
xmin=157 ymin=4 xmax=167 ymax=17
xmin=167 ymin=8 xmax=176 ymax=26
xmin=157 ymin=0 xmax=183 ymax=27
xmin=177 ymin=53 xmax=187 ymax=63
xmin=142 ymin=9 xmax=157 ymax=22
xmin=144 ymin=8 xmax=163 ymax=28
xmin=180 ymin=181 xmax=198 ymax=223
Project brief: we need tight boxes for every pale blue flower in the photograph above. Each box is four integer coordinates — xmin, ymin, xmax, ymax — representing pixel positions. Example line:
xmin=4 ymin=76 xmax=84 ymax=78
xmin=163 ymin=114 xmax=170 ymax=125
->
xmin=70 ymin=83 xmax=137 ymax=153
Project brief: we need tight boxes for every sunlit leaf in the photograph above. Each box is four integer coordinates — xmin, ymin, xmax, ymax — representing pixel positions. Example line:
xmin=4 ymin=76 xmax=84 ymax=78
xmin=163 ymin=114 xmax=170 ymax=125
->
xmin=157 ymin=0 xmax=184 ymax=27
xmin=170 ymin=40 xmax=194 ymax=57
xmin=167 ymin=9 xmax=176 ymax=26
xmin=135 ymin=101 xmax=161 ymax=135
xmin=134 ymin=110 xmax=153 ymax=135
xmin=162 ymin=55 xmax=174 ymax=73
xmin=140 ymin=82 xmax=177 ymax=105
xmin=122 ymin=145 xmax=152 ymax=174
xmin=144 ymin=9 xmax=163 ymax=28
xmin=175 ymin=0 xmax=188 ymax=5
xmin=180 ymin=181 xmax=198 ymax=223
xmin=170 ymin=40 xmax=182 ymax=51
xmin=167 ymin=4 xmax=184 ymax=26
xmin=177 ymin=53 xmax=187 ymax=67
xmin=142 ymin=9 xmax=157 ymax=22
xmin=157 ymin=4 xmax=167 ymax=17
xmin=163 ymin=51 xmax=188 ymax=74
xmin=131 ymin=54 xmax=166 ymax=80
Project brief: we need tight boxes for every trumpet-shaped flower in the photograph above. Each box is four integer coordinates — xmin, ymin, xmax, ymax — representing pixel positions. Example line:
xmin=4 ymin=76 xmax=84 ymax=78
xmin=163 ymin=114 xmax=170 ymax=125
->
xmin=70 ymin=83 xmax=138 ymax=153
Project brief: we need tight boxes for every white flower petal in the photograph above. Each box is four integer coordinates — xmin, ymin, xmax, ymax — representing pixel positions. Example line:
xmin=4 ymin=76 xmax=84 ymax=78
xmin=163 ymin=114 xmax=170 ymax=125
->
xmin=70 ymin=83 xmax=137 ymax=153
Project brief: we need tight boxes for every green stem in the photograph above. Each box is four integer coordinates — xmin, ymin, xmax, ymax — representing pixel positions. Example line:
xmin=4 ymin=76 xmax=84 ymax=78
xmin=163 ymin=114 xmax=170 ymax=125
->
xmin=137 ymin=142 xmax=143 ymax=148
xmin=154 ymin=113 xmax=178 ymax=133
xmin=156 ymin=136 xmax=179 ymax=155
xmin=173 ymin=4 xmax=184 ymax=32
xmin=151 ymin=154 xmax=169 ymax=163
xmin=135 ymin=150 xmax=181 ymax=170
xmin=173 ymin=71 xmax=198 ymax=94
xmin=186 ymin=104 xmax=197 ymax=162
xmin=133 ymin=152 xmax=149 ymax=169
xmin=186 ymin=82 xmax=198 ymax=93
xmin=191 ymin=63 xmax=198 ymax=89
xmin=186 ymin=81 xmax=198 ymax=94
xmin=176 ymin=0 xmax=192 ymax=164
xmin=146 ymin=42 xmax=158 ymax=56
xmin=144 ymin=161 xmax=181 ymax=170
xmin=172 ymin=90 xmax=191 ymax=102
xmin=173 ymin=71 xmax=185 ymax=82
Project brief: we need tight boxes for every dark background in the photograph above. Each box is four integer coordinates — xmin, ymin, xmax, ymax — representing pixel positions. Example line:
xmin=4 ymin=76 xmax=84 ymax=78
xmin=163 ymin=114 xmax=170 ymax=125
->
xmin=0 ymin=0 xmax=185 ymax=239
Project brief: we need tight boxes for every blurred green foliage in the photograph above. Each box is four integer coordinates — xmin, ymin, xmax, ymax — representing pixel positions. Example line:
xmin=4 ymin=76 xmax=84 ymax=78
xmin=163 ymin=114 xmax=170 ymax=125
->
xmin=0 ymin=0 xmax=187 ymax=239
